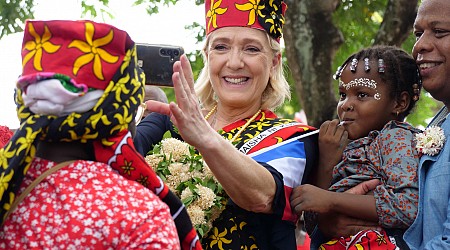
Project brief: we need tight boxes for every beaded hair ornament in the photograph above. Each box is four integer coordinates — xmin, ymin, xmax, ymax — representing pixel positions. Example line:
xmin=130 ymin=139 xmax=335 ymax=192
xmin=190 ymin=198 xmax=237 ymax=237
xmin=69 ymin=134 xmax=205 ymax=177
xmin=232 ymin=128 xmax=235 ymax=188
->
xmin=205 ymin=0 xmax=287 ymax=42
xmin=333 ymin=57 xmax=421 ymax=101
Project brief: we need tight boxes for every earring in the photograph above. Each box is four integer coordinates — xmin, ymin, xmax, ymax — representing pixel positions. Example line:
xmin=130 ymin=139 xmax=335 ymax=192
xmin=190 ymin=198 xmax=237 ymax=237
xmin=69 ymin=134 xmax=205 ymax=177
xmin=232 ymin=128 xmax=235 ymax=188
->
xmin=396 ymin=111 xmax=399 ymax=116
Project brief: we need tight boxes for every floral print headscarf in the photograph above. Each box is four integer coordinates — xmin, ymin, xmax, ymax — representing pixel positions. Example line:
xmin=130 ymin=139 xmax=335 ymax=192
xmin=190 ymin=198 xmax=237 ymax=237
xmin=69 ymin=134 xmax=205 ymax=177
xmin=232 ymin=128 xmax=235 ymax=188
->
xmin=0 ymin=20 xmax=201 ymax=250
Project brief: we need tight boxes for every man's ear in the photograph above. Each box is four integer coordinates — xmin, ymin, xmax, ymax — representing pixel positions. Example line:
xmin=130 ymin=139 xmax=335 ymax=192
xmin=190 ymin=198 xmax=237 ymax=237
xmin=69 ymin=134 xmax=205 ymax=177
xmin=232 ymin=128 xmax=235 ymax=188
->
xmin=393 ymin=91 xmax=410 ymax=115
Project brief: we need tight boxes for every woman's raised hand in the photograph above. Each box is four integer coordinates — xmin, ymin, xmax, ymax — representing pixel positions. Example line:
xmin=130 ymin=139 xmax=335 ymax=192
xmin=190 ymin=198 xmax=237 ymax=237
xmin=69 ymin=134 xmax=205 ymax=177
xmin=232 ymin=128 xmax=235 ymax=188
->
xmin=145 ymin=55 xmax=216 ymax=147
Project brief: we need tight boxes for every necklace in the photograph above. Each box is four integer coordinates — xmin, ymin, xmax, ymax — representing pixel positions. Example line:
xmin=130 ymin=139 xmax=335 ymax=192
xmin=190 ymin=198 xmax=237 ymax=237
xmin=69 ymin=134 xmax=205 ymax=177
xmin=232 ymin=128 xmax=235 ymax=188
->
xmin=204 ymin=105 xmax=217 ymax=120
xmin=229 ymin=109 xmax=261 ymax=143
xmin=204 ymin=104 xmax=261 ymax=143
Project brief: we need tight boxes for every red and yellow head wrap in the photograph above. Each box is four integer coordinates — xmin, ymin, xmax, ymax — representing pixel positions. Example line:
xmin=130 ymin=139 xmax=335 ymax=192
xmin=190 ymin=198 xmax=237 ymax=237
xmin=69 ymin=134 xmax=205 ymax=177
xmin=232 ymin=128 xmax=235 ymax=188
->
xmin=205 ymin=0 xmax=287 ymax=42
xmin=19 ymin=20 xmax=132 ymax=90
xmin=0 ymin=20 xmax=201 ymax=249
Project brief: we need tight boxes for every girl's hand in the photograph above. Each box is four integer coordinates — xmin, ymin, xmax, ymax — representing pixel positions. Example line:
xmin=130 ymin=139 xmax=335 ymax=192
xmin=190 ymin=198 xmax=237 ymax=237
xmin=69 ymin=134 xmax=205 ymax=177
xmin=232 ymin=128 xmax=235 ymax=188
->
xmin=291 ymin=184 xmax=334 ymax=214
xmin=319 ymin=119 xmax=349 ymax=169
xmin=313 ymin=119 xmax=349 ymax=188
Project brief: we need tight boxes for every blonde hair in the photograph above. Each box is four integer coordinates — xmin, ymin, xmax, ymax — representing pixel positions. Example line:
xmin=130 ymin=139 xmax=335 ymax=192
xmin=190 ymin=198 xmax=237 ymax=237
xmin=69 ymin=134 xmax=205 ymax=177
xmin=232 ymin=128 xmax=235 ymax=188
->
xmin=194 ymin=32 xmax=291 ymax=111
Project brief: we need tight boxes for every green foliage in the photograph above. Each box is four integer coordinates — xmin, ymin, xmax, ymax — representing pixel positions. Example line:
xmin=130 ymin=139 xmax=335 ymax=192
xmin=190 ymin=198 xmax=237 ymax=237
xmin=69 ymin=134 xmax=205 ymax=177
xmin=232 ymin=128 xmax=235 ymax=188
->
xmin=185 ymin=21 xmax=206 ymax=47
xmin=162 ymin=21 xmax=205 ymax=104
xmin=326 ymin=0 xmax=437 ymax=127
xmin=0 ymin=0 xmax=437 ymax=126
xmin=162 ymin=130 xmax=173 ymax=139
xmin=0 ymin=0 xmax=114 ymax=39
xmin=332 ymin=0 xmax=388 ymax=77
xmin=0 ymin=0 xmax=34 ymax=38
xmin=330 ymin=0 xmax=389 ymax=108
xmin=278 ymin=56 xmax=299 ymax=118
xmin=80 ymin=0 xmax=111 ymax=18
xmin=407 ymin=93 xmax=443 ymax=128
xmin=133 ymin=0 xmax=179 ymax=15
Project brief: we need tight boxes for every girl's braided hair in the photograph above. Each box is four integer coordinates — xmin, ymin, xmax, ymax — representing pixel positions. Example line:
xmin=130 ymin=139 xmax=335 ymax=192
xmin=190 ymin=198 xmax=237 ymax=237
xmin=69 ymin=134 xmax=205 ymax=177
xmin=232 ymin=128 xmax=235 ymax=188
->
xmin=334 ymin=45 xmax=422 ymax=118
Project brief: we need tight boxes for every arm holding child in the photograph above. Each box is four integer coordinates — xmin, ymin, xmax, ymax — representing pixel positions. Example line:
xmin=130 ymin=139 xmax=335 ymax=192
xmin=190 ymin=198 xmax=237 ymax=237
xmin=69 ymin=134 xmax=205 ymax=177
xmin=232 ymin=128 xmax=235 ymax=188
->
xmin=293 ymin=122 xmax=420 ymax=228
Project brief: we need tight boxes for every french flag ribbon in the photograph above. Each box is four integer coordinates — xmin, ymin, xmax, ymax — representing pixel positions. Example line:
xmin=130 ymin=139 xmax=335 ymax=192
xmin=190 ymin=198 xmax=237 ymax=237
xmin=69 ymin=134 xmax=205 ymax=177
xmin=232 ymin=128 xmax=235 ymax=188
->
xmin=248 ymin=130 xmax=319 ymax=222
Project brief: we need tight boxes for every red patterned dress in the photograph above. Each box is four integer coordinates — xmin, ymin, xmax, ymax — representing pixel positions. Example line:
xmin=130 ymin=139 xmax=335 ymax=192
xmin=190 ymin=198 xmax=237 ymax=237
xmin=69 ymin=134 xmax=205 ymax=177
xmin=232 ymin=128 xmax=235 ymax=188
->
xmin=0 ymin=157 xmax=180 ymax=249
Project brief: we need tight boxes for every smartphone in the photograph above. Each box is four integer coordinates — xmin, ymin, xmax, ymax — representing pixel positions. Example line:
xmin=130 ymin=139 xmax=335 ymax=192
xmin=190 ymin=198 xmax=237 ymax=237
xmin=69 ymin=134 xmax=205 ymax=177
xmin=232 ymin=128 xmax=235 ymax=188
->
xmin=136 ymin=43 xmax=184 ymax=87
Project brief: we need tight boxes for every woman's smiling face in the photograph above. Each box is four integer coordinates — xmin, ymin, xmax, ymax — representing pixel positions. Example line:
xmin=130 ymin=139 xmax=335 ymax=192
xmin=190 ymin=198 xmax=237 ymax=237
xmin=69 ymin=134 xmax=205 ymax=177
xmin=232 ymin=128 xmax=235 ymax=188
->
xmin=206 ymin=26 xmax=279 ymax=109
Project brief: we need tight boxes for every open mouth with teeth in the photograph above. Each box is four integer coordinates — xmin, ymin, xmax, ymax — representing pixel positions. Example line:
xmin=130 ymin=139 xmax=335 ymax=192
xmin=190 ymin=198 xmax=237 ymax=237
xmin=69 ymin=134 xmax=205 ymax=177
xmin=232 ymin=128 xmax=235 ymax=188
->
xmin=419 ymin=62 xmax=440 ymax=69
xmin=224 ymin=77 xmax=249 ymax=85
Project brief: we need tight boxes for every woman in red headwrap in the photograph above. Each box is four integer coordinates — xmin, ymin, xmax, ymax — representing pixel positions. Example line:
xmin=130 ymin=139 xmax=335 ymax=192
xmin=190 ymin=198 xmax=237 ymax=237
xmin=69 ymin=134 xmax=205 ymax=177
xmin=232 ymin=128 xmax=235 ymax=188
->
xmin=0 ymin=20 xmax=201 ymax=250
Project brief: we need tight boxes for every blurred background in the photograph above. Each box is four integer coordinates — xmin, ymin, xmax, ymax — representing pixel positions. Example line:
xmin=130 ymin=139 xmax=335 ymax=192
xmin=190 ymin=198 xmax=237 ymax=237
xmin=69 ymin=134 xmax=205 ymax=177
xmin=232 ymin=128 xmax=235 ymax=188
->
xmin=0 ymin=0 xmax=435 ymax=131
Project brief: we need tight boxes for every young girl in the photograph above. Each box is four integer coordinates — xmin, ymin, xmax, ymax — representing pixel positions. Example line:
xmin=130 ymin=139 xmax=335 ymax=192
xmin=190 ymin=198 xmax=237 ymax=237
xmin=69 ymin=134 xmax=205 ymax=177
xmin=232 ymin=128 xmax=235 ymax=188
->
xmin=290 ymin=45 xmax=422 ymax=249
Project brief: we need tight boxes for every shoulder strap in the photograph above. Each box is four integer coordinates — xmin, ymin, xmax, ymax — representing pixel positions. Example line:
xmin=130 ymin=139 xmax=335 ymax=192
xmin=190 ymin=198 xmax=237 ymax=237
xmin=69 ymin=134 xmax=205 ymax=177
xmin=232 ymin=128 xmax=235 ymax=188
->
xmin=2 ymin=160 xmax=76 ymax=225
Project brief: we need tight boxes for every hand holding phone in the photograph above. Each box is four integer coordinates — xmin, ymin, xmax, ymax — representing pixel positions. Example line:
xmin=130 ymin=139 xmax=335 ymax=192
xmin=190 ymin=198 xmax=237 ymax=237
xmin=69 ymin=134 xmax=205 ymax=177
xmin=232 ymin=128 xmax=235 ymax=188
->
xmin=136 ymin=43 xmax=184 ymax=87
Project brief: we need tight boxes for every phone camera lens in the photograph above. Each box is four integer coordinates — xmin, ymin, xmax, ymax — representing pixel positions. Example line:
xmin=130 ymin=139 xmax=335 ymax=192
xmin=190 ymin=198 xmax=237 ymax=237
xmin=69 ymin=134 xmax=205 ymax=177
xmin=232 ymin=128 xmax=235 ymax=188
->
xmin=174 ymin=50 xmax=179 ymax=56
xmin=160 ymin=49 xmax=166 ymax=55
xmin=167 ymin=50 xmax=173 ymax=56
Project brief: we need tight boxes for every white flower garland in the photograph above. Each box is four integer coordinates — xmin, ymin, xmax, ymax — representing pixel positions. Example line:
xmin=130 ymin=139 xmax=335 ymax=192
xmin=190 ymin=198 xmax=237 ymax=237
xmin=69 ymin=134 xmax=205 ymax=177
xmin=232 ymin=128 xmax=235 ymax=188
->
xmin=145 ymin=137 xmax=227 ymax=238
xmin=415 ymin=126 xmax=446 ymax=156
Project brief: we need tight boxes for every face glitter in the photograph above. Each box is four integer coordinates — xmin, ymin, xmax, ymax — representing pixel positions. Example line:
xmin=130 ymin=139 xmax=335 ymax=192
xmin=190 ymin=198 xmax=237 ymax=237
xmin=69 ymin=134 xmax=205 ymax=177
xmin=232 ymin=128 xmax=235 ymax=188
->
xmin=339 ymin=78 xmax=381 ymax=100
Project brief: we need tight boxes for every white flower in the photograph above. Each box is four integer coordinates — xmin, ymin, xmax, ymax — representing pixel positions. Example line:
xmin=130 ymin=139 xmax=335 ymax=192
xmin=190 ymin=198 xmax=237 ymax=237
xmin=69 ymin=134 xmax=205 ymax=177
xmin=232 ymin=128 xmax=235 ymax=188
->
xmin=147 ymin=136 xmax=227 ymax=239
xmin=145 ymin=155 xmax=163 ymax=169
xmin=180 ymin=188 xmax=194 ymax=201
xmin=415 ymin=126 xmax=446 ymax=156
xmin=194 ymin=184 xmax=216 ymax=210
xmin=187 ymin=205 xmax=206 ymax=226
xmin=168 ymin=163 xmax=190 ymax=178
xmin=160 ymin=138 xmax=190 ymax=161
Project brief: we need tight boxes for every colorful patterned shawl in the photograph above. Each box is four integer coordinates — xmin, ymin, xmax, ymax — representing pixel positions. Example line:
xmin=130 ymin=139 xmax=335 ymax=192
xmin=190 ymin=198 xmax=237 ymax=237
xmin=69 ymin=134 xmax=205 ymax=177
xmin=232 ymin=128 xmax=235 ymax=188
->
xmin=203 ymin=110 xmax=317 ymax=249
xmin=0 ymin=20 xmax=201 ymax=250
